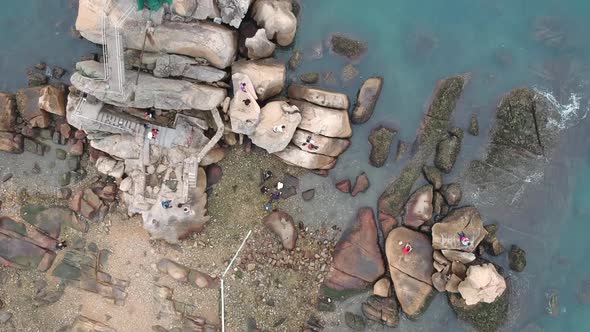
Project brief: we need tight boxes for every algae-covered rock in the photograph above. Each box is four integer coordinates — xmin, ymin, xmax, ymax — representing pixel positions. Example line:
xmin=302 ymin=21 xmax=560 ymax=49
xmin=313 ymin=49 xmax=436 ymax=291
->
xmin=331 ymin=34 xmax=368 ymax=59
xmin=449 ymin=283 xmax=509 ymax=332
xmin=508 ymin=245 xmax=526 ymax=272
xmin=468 ymin=114 xmax=479 ymax=136
xmin=368 ymin=126 xmax=396 ymax=167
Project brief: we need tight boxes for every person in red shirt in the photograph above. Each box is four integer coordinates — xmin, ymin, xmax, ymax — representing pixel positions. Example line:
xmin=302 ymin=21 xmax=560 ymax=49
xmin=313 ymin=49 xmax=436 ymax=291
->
xmin=402 ymin=243 xmax=413 ymax=255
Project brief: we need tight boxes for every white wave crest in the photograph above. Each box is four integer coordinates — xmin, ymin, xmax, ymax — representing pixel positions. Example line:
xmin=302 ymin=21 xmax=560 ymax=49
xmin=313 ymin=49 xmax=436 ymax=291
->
xmin=534 ymin=88 xmax=589 ymax=130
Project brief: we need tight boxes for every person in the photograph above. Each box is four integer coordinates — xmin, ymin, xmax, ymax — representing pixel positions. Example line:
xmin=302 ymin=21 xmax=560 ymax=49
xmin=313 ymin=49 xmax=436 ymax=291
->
xmin=240 ymin=82 xmax=247 ymax=92
xmin=260 ymin=186 xmax=270 ymax=194
xmin=143 ymin=123 xmax=150 ymax=129
xmin=151 ymin=128 xmax=159 ymax=140
xmin=147 ymin=131 xmax=154 ymax=140
xmin=264 ymin=201 xmax=272 ymax=212
xmin=161 ymin=200 xmax=172 ymax=209
xmin=272 ymin=125 xmax=286 ymax=133
xmin=271 ymin=191 xmax=281 ymax=200
xmin=402 ymin=243 xmax=413 ymax=255
xmin=459 ymin=232 xmax=471 ymax=246
xmin=303 ymin=135 xmax=319 ymax=150
xmin=56 ymin=241 xmax=67 ymax=251
xmin=262 ymin=170 xmax=273 ymax=182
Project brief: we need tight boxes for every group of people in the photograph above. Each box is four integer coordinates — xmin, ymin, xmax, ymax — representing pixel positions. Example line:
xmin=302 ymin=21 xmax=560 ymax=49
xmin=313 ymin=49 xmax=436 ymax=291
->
xmin=401 ymin=232 xmax=471 ymax=255
xmin=259 ymin=170 xmax=284 ymax=211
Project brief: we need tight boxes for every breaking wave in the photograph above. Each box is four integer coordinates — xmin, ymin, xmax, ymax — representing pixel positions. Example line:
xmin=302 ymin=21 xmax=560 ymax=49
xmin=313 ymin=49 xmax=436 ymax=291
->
xmin=534 ymin=88 xmax=589 ymax=130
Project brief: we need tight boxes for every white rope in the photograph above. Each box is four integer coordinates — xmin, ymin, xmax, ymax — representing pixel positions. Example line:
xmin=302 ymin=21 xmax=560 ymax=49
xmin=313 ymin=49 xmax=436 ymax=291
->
xmin=221 ymin=230 xmax=252 ymax=332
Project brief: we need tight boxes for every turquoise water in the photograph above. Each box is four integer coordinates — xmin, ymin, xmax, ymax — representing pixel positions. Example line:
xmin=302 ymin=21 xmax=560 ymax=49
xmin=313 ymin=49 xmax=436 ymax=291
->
xmin=288 ymin=0 xmax=590 ymax=331
xmin=0 ymin=0 xmax=98 ymax=91
xmin=1 ymin=0 xmax=590 ymax=330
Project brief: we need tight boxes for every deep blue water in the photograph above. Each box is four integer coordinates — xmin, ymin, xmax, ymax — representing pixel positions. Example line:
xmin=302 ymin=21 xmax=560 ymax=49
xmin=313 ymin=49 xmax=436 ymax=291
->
xmin=1 ymin=0 xmax=590 ymax=331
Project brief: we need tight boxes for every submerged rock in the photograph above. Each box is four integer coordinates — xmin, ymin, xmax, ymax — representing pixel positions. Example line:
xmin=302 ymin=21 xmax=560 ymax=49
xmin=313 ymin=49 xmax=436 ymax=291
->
xmin=422 ymin=165 xmax=443 ymax=190
xmin=508 ymin=245 xmax=526 ymax=272
xmin=468 ymin=114 xmax=479 ymax=136
xmin=352 ymin=77 xmax=384 ymax=124
xmin=299 ymin=72 xmax=320 ymax=84
xmin=251 ymin=0 xmax=297 ymax=46
xmin=344 ymin=312 xmax=366 ymax=331
xmin=263 ymin=211 xmax=298 ymax=250
xmin=324 ymin=208 xmax=384 ymax=291
xmin=330 ymin=34 xmax=368 ymax=59
xmin=336 ymin=179 xmax=351 ymax=193
xmin=368 ymin=126 xmax=396 ymax=168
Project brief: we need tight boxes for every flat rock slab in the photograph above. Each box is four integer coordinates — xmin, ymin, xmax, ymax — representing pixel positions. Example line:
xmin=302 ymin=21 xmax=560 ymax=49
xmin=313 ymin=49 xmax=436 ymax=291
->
xmin=292 ymin=129 xmax=350 ymax=157
xmin=385 ymin=226 xmax=433 ymax=285
xmin=290 ymin=100 xmax=352 ymax=138
xmin=288 ymin=84 xmax=350 ymax=110
xmin=250 ymin=101 xmax=301 ymax=153
xmin=432 ymin=207 xmax=487 ymax=252
xmin=274 ymin=145 xmax=336 ymax=170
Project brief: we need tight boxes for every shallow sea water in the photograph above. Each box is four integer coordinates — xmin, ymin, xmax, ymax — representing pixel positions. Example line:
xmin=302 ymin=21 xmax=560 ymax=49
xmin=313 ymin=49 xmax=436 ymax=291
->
xmin=1 ymin=0 xmax=590 ymax=331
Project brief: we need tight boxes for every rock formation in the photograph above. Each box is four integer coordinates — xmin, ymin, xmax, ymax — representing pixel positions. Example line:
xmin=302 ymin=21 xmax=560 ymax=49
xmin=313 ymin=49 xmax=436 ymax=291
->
xmin=324 ymin=208 xmax=384 ymax=291
xmin=228 ymin=73 xmax=260 ymax=135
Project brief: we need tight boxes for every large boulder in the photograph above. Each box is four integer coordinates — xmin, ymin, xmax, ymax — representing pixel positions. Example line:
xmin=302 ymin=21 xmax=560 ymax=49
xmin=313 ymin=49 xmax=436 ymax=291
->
xmin=38 ymin=85 xmax=66 ymax=117
xmin=251 ymin=0 xmax=297 ymax=46
xmin=378 ymin=74 xmax=469 ymax=219
xmin=16 ymin=86 xmax=49 ymax=128
xmin=153 ymin=54 xmax=228 ymax=82
xmin=385 ymin=227 xmax=435 ymax=319
xmin=250 ymin=101 xmax=301 ymax=153
xmin=228 ymin=73 xmax=260 ymax=135
xmin=432 ymin=207 xmax=487 ymax=252
xmin=464 ymin=88 xmax=561 ymax=206
xmin=291 ymin=129 xmax=350 ymax=157
xmin=245 ymin=29 xmax=276 ymax=60
xmin=72 ymin=61 xmax=227 ymax=110
xmin=324 ymin=208 xmax=384 ymax=291
xmin=288 ymin=84 xmax=350 ymax=110
xmin=89 ymin=134 xmax=142 ymax=160
xmin=458 ymin=264 xmax=507 ymax=305
xmin=76 ymin=1 xmax=238 ymax=68
xmin=368 ymin=126 xmax=396 ymax=168
xmin=232 ymin=59 xmax=286 ymax=100
xmin=274 ymin=145 xmax=336 ymax=170
xmin=290 ymin=100 xmax=352 ymax=138
xmin=403 ymin=185 xmax=433 ymax=228
xmin=352 ymin=77 xmax=384 ymax=124
xmin=0 ymin=132 xmax=23 ymax=154
xmin=218 ymin=0 xmax=252 ymax=28
xmin=0 ymin=92 xmax=16 ymax=132
xmin=262 ymin=211 xmax=298 ymax=250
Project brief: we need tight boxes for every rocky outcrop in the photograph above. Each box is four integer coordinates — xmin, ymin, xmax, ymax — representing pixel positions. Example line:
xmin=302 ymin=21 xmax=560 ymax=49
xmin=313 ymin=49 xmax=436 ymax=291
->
xmin=385 ymin=227 xmax=435 ymax=318
xmin=368 ymin=126 xmax=396 ymax=167
xmin=172 ymin=0 xmax=196 ymax=16
xmin=228 ymin=73 xmax=260 ymax=135
xmin=435 ymin=128 xmax=463 ymax=173
xmin=378 ymin=74 xmax=469 ymax=220
xmin=250 ymin=101 xmax=301 ymax=153
xmin=432 ymin=207 xmax=487 ymax=252
xmin=152 ymin=54 xmax=228 ymax=82
xmin=96 ymin=155 xmax=125 ymax=179
xmin=245 ymin=29 xmax=276 ymax=59
xmin=403 ymin=185 xmax=433 ymax=228
xmin=275 ymin=145 xmax=336 ymax=170
xmin=324 ymin=208 xmax=384 ymax=291
xmin=72 ymin=61 xmax=227 ymax=111
xmin=218 ymin=0 xmax=252 ymax=28
xmin=288 ymin=84 xmax=350 ymax=110
xmin=352 ymin=77 xmax=383 ymax=124
xmin=290 ymin=100 xmax=352 ymax=138
xmin=0 ymin=93 xmax=16 ymax=132
xmin=38 ymin=85 xmax=66 ymax=117
xmin=76 ymin=1 xmax=238 ymax=68
xmin=263 ymin=211 xmax=298 ymax=250
xmin=251 ymin=0 xmax=297 ymax=46
xmin=458 ymin=264 xmax=506 ymax=306
xmin=232 ymin=59 xmax=286 ymax=100
xmin=464 ymin=88 xmax=561 ymax=206
xmin=292 ymin=129 xmax=350 ymax=157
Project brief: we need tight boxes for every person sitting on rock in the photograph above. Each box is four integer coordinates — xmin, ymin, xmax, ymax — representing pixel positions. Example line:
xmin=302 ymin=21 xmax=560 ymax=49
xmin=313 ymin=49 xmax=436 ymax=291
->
xmin=303 ymin=135 xmax=319 ymax=150
xmin=262 ymin=170 xmax=273 ymax=182
xmin=56 ymin=241 xmax=67 ymax=251
xmin=402 ymin=243 xmax=413 ymax=255
xmin=161 ymin=200 xmax=172 ymax=209
xmin=243 ymin=99 xmax=251 ymax=106
xmin=271 ymin=191 xmax=281 ymax=200
xmin=239 ymin=82 xmax=247 ymax=92
xmin=459 ymin=232 xmax=471 ymax=246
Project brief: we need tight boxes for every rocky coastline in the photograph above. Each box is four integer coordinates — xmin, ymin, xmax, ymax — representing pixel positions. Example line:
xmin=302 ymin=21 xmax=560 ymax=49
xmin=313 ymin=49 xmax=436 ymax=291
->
xmin=0 ymin=0 xmax=565 ymax=331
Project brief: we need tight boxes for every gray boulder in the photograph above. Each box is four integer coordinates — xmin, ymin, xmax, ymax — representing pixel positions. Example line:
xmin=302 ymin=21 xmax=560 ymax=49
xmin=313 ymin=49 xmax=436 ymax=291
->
xmin=228 ymin=73 xmax=260 ymax=135
xmin=245 ymin=29 xmax=276 ymax=60
xmin=288 ymin=84 xmax=350 ymax=110
xmin=431 ymin=207 xmax=488 ymax=252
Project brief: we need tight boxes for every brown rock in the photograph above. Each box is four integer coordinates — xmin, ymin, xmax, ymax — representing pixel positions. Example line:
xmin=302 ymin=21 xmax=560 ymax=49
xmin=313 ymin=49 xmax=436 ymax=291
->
xmin=69 ymin=140 xmax=84 ymax=156
xmin=441 ymin=183 xmax=462 ymax=205
xmin=389 ymin=267 xmax=435 ymax=319
xmin=351 ymin=172 xmax=369 ymax=197
xmin=38 ymin=85 xmax=66 ymax=116
xmin=0 ymin=132 xmax=23 ymax=154
xmin=288 ymin=84 xmax=350 ymax=110
xmin=74 ymin=130 xmax=87 ymax=140
xmin=0 ymin=93 xmax=16 ymax=132
xmin=403 ymin=185 xmax=433 ymax=228
xmin=352 ymin=77 xmax=384 ymax=124
xmin=361 ymin=295 xmax=399 ymax=327
xmin=441 ymin=249 xmax=476 ymax=264
xmin=445 ymin=274 xmax=462 ymax=293
xmin=432 ymin=207 xmax=487 ymax=252
xmin=335 ymin=179 xmax=351 ymax=193
xmin=263 ymin=211 xmax=298 ymax=250
xmin=324 ymin=207 xmax=384 ymax=291
xmin=432 ymin=272 xmax=447 ymax=292
xmin=385 ymin=227 xmax=434 ymax=285
xmin=379 ymin=214 xmax=398 ymax=236
xmin=373 ymin=278 xmax=391 ymax=297
xmin=60 ymin=123 xmax=72 ymax=139
xmin=16 ymin=86 xmax=50 ymax=128
xmin=451 ymin=261 xmax=467 ymax=279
